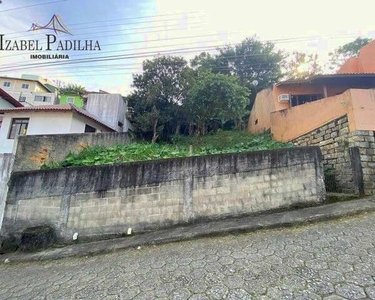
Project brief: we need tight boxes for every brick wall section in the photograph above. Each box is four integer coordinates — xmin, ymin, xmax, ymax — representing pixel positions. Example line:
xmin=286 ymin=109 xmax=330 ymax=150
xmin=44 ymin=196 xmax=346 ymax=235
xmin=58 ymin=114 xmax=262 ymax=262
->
xmin=12 ymin=132 xmax=130 ymax=172
xmin=1 ymin=147 xmax=325 ymax=240
xmin=292 ymin=115 xmax=375 ymax=195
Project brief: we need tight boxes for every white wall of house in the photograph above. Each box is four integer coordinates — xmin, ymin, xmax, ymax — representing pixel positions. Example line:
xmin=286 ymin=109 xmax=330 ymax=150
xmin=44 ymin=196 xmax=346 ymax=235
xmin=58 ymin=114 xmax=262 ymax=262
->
xmin=4 ymin=91 xmax=57 ymax=106
xmin=85 ymin=94 xmax=129 ymax=132
xmin=0 ymin=98 xmax=15 ymax=109
xmin=0 ymin=111 xmax=111 ymax=153
xmin=70 ymin=114 xmax=112 ymax=133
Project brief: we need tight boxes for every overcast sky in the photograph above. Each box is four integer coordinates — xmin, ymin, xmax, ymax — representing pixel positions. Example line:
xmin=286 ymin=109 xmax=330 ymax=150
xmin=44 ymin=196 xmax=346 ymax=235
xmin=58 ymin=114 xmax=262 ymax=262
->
xmin=0 ymin=0 xmax=374 ymax=95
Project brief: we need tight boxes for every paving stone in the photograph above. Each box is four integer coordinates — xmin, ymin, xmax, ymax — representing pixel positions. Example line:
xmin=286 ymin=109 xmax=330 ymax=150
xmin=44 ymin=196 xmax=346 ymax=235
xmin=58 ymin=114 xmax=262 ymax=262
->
xmin=335 ymin=283 xmax=367 ymax=299
xmin=365 ymin=286 xmax=375 ymax=300
xmin=1 ymin=212 xmax=375 ymax=300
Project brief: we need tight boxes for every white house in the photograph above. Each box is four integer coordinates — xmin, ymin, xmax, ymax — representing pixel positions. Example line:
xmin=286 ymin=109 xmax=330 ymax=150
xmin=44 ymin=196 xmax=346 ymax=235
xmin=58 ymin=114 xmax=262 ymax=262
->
xmin=0 ymin=88 xmax=24 ymax=129
xmin=0 ymin=104 xmax=115 ymax=153
xmin=0 ymin=76 xmax=57 ymax=106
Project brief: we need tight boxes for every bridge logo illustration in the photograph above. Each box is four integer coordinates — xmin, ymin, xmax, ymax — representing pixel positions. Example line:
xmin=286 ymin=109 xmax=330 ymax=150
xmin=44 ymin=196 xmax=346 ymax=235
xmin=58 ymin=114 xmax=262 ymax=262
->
xmin=28 ymin=14 xmax=72 ymax=35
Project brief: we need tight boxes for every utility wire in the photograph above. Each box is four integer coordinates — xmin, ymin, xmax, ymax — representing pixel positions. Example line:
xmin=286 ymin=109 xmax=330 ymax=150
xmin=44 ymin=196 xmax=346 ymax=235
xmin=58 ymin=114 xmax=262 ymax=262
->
xmin=0 ymin=32 xmax=233 ymax=68
xmin=4 ymin=11 xmax=202 ymax=35
xmin=0 ymin=33 xmax=359 ymax=71
xmin=31 ymin=67 xmax=281 ymax=78
xmin=1 ymin=22 xmax=206 ymax=59
xmin=9 ymin=15 xmax=205 ymax=40
xmin=0 ymin=0 xmax=68 ymax=13
xmin=11 ymin=61 xmax=281 ymax=74
xmin=0 ymin=45 xmax=226 ymax=72
xmin=20 ymin=64 xmax=283 ymax=78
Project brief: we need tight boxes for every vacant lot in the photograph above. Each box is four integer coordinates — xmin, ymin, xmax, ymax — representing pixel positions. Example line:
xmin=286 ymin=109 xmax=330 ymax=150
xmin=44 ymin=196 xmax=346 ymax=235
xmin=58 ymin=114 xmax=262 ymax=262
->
xmin=45 ymin=131 xmax=292 ymax=168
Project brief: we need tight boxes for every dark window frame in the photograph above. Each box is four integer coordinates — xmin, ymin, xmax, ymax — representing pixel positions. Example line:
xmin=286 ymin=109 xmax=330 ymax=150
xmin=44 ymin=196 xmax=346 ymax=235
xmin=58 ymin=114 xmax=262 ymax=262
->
xmin=290 ymin=94 xmax=324 ymax=107
xmin=84 ymin=124 xmax=96 ymax=133
xmin=8 ymin=118 xmax=29 ymax=139
xmin=34 ymin=95 xmax=52 ymax=103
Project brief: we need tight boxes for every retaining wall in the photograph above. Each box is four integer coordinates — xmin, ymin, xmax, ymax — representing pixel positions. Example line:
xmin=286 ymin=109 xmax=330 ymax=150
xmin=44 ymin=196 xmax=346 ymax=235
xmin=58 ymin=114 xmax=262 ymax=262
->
xmin=0 ymin=154 xmax=14 ymax=231
xmin=293 ymin=115 xmax=375 ymax=195
xmin=12 ymin=132 xmax=130 ymax=172
xmin=2 ymin=147 xmax=325 ymax=241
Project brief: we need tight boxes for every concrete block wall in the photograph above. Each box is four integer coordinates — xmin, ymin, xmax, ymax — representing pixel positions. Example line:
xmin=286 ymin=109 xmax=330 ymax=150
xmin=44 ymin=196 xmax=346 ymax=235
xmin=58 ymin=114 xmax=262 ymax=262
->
xmin=2 ymin=147 xmax=325 ymax=241
xmin=0 ymin=154 xmax=14 ymax=231
xmin=12 ymin=132 xmax=130 ymax=172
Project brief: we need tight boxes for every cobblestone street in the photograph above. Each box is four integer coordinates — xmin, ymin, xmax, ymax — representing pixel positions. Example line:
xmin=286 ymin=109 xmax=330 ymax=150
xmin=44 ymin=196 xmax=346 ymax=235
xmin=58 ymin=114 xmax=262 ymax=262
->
xmin=1 ymin=212 xmax=375 ymax=300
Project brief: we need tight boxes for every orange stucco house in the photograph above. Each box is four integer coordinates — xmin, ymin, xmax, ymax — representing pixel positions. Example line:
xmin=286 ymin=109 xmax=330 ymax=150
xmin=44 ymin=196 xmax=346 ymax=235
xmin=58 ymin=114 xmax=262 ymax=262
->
xmin=249 ymin=74 xmax=375 ymax=141
xmin=249 ymin=40 xmax=375 ymax=141
xmin=248 ymin=40 xmax=375 ymax=195
xmin=338 ymin=40 xmax=375 ymax=74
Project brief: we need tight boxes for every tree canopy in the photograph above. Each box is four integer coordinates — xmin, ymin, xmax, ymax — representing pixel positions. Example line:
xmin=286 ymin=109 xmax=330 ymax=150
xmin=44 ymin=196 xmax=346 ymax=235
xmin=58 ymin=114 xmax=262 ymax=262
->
xmin=185 ymin=72 xmax=250 ymax=135
xmin=59 ymin=84 xmax=86 ymax=96
xmin=126 ymin=56 xmax=194 ymax=142
xmin=284 ymin=52 xmax=322 ymax=80
xmin=191 ymin=37 xmax=284 ymax=110
xmin=329 ymin=37 xmax=372 ymax=71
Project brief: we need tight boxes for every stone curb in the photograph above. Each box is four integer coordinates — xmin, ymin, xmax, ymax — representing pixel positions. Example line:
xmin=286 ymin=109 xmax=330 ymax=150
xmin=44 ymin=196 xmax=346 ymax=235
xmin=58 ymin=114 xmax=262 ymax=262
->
xmin=2 ymin=197 xmax=375 ymax=264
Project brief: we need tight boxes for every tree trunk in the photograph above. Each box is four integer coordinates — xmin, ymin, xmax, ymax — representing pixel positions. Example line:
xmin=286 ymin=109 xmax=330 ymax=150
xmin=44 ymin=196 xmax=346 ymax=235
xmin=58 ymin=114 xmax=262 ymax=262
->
xmin=196 ymin=121 xmax=205 ymax=136
xmin=175 ymin=123 xmax=181 ymax=135
xmin=152 ymin=118 xmax=158 ymax=143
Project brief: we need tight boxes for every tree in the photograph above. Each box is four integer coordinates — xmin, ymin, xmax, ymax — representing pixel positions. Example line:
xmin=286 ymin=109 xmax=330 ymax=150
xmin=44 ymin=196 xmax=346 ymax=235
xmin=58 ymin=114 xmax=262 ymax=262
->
xmin=329 ymin=37 xmax=372 ymax=71
xmin=58 ymin=84 xmax=86 ymax=96
xmin=191 ymin=51 xmax=231 ymax=75
xmin=127 ymin=56 xmax=194 ymax=142
xmin=185 ymin=72 xmax=250 ymax=135
xmin=284 ymin=52 xmax=323 ymax=80
xmin=191 ymin=37 xmax=284 ymax=110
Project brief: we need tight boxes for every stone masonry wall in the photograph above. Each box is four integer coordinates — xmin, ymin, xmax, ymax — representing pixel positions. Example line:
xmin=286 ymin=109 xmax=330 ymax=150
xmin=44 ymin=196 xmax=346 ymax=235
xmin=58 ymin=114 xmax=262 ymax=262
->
xmin=2 ymin=147 xmax=325 ymax=241
xmin=293 ymin=115 xmax=375 ymax=195
xmin=293 ymin=116 xmax=354 ymax=193
xmin=12 ymin=132 xmax=130 ymax=172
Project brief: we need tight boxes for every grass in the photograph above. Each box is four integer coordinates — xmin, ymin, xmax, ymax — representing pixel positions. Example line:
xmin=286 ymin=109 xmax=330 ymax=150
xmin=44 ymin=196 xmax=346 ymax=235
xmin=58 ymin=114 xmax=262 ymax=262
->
xmin=42 ymin=130 xmax=293 ymax=169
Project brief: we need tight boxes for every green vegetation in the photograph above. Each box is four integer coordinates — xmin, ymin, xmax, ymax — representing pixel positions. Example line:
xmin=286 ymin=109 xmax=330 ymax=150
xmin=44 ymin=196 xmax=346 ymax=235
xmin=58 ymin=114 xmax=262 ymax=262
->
xmin=42 ymin=131 xmax=292 ymax=169
xmin=329 ymin=37 xmax=372 ymax=71
xmin=126 ymin=37 xmax=284 ymax=142
xmin=58 ymin=84 xmax=86 ymax=96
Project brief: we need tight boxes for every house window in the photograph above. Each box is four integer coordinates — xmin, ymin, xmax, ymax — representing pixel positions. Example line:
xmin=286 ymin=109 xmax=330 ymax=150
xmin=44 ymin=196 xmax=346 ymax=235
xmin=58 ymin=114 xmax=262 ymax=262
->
xmin=21 ymin=84 xmax=29 ymax=89
xmin=34 ymin=96 xmax=51 ymax=102
xmin=84 ymin=124 xmax=96 ymax=133
xmin=67 ymin=97 xmax=74 ymax=104
xmin=3 ymin=82 xmax=11 ymax=87
xmin=19 ymin=96 xmax=26 ymax=102
xmin=291 ymin=94 xmax=324 ymax=107
xmin=8 ymin=118 xmax=29 ymax=139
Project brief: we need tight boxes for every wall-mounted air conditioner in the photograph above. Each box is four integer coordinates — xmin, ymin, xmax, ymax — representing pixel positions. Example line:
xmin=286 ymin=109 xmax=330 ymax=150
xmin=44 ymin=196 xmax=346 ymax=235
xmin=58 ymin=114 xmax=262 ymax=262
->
xmin=278 ymin=94 xmax=290 ymax=103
